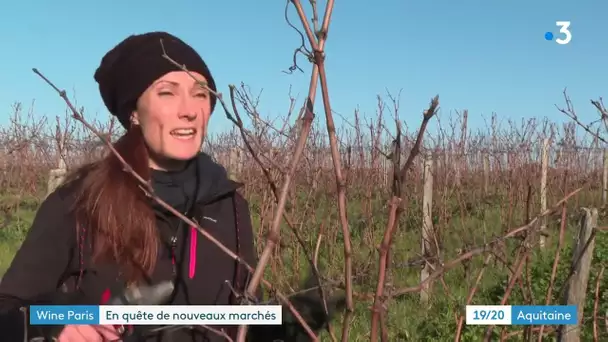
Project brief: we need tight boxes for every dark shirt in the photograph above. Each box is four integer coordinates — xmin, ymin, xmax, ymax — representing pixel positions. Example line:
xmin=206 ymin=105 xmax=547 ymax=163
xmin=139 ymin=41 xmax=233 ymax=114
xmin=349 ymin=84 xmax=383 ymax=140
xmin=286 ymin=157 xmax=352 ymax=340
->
xmin=0 ymin=153 xmax=257 ymax=341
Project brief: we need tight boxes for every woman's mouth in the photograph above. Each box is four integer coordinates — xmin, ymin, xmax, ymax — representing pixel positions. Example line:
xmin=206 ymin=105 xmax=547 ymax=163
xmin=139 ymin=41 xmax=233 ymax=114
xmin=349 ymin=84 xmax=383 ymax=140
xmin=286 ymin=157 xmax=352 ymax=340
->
xmin=170 ymin=128 xmax=197 ymax=140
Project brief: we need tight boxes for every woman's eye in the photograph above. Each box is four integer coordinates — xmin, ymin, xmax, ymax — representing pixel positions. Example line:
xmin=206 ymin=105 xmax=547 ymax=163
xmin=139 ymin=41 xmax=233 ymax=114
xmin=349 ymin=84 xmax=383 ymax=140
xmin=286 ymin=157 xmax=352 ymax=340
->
xmin=158 ymin=91 xmax=173 ymax=96
xmin=195 ymin=93 xmax=208 ymax=98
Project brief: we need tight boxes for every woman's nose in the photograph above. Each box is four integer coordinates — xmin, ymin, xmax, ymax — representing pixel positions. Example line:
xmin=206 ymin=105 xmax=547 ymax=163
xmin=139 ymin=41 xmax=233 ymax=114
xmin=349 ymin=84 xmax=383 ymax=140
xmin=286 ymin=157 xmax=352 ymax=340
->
xmin=177 ymin=110 xmax=196 ymax=121
xmin=177 ymin=99 xmax=198 ymax=121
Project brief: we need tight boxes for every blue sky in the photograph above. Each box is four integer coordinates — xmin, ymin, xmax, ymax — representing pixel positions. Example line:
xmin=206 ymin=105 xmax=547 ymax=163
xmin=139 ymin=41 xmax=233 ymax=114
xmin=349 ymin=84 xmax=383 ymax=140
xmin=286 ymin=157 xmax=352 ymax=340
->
xmin=0 ymin=1 xmax=605 ymax=137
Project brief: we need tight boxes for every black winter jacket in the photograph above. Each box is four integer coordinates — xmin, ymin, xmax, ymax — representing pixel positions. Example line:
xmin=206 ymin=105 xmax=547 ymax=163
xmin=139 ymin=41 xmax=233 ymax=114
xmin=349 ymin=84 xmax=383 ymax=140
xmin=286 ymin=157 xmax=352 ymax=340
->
xmin=0 ymin=153 xmax=260 ymax=341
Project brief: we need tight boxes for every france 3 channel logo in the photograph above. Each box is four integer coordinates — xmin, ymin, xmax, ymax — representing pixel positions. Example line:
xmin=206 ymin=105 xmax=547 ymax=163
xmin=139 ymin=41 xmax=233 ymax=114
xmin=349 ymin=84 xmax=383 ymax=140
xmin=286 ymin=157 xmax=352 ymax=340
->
xmin=544 ymin=21 xmax=572 ymax=45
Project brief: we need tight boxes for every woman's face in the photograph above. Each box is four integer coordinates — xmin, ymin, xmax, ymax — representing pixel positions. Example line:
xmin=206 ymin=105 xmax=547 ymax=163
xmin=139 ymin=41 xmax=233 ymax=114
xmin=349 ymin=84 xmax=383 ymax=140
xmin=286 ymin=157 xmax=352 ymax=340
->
xmin=132 ymin=71 xmax=212 ymax=170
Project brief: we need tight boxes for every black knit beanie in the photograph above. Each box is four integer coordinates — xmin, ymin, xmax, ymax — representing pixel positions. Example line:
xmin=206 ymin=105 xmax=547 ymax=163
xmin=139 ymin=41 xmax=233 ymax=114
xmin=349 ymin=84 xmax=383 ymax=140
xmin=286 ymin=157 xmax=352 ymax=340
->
xmin=94 ymin=31 xmax=217 ymax=128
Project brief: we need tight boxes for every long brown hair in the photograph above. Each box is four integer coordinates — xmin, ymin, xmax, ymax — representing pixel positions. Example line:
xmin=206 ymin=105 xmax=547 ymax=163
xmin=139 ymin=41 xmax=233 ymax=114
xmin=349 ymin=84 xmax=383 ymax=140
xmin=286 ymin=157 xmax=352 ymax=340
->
xmin=66 ymin=126 xmax=159 ymax=283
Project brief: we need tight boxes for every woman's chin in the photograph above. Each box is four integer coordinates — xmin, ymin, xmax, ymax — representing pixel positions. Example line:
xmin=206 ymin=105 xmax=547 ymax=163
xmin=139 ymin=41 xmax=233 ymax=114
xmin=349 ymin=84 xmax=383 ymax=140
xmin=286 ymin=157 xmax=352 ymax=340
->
xmin=165 ymin=139 xmax=202 ymax=160
xmin=167 ymin=150 xmax=200 ymax=161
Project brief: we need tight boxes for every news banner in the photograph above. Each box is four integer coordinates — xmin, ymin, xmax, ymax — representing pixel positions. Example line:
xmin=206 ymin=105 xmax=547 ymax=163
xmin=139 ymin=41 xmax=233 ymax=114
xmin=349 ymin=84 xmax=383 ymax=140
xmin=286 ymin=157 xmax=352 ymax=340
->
xmin=466 ymin=305 xmax=577 ymax=325
xmin=28 ymin=304 xmax=577 ymax=326
xmin=29 ymin=305 xmax=282 ymax=325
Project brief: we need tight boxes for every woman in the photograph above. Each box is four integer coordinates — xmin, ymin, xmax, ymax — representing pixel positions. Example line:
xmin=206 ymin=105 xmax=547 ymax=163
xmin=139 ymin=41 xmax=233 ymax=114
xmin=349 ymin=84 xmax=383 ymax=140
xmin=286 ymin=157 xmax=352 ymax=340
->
xmin=0 ymin=32 xmax=337 ymax=342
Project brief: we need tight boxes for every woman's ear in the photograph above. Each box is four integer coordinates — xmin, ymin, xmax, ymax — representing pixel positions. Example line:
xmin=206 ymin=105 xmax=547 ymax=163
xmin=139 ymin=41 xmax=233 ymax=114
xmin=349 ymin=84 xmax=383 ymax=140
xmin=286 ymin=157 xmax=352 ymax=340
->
xmin=130 ymin=111 xmax=140 ymax=126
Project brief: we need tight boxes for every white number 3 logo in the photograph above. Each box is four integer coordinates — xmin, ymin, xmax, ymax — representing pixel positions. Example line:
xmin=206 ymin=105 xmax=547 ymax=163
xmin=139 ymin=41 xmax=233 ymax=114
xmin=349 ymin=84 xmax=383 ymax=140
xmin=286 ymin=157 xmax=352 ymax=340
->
xmin=555 ymin=21 xmax=572 ymax=45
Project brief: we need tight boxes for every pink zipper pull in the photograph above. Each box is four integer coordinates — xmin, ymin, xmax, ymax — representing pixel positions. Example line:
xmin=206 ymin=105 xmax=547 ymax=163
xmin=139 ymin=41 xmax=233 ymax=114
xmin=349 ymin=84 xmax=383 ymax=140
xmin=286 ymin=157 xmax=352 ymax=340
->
xmin=189 ymin=227 xmax=197 ymax=279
